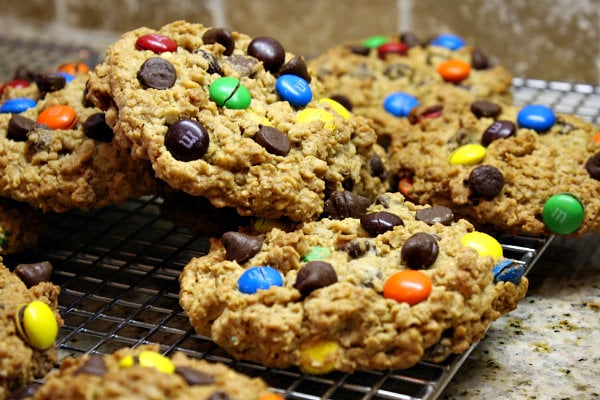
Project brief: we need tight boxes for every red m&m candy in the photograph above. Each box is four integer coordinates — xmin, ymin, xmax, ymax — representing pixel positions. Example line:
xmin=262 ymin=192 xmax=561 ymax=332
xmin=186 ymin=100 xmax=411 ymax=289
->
xmin=135 ymin=33 xmax=177 ymax=54
xmin=377 ymin=42 xmax=409 ymax=59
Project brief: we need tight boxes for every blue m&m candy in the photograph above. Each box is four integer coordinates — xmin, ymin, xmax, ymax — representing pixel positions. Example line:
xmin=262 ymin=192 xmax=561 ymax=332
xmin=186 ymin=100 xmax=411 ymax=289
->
xmin=493 ymin=259 xmax=524 ymax=284
xmin=238 ymin=266 xmax=283 ymax=294
xmin=276 ymin=74 xmax=312 ymax=107
xmin=0 ymin=97 xmax=37 ymax=114
xmin=517 ymin=104 xmax=556 ymax=131
xmin=383 ymin=92 xmax=419 ymax=117
xmin=430 ymin=34 xmax=465 ymax=50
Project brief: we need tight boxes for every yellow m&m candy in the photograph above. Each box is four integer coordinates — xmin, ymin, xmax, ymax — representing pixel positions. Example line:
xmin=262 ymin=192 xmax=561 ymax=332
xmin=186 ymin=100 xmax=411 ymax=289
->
xmin=448 ymin=143 xmax=486 ymax=165
xmin=461 ymin=231 xmax=503 ymax=259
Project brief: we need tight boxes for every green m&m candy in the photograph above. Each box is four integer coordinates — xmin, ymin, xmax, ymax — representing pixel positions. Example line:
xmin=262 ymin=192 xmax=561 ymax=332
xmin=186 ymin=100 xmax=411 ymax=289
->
xmin=542 ymin=193 xmax=584 ymax=235
xmin=301 ymin=246 xmax=332 ymax=262
xmin=362 ymin=35 xmax=389 ymax=49
xmin=209 ymin=77 xmax=251 ymax=109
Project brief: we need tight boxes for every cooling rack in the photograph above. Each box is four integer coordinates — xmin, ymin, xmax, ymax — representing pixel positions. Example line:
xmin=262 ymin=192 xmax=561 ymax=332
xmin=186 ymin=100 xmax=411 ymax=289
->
xmin=4 ymin=78 xmax=599 ymax=399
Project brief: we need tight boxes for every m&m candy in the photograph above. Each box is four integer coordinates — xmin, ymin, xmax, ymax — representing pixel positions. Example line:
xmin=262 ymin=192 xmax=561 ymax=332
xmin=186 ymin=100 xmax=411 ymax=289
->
xmin=461 ymin=231 xmax=503 ymax=259
xmin=238 ymin=266 xmax=283 ymax=294
xmin=276 ymin=74 xmax=312 ymax=107
xmin=517 ymin=104 xmax=556 ymax=131
xmin=430 ymin=33 xmax=465 ymax=50
xmin=0 ymin=98 xmax=36 ymax=114
xmin=383 ymin=270 xmax=432 ymax=305
xmin=542 ymin=193 xmax=584 ymax=235
xmin=37 ymin=105 xmax=78 ymax=130
xmin=383 ymin=92 xmax=419 ymax=117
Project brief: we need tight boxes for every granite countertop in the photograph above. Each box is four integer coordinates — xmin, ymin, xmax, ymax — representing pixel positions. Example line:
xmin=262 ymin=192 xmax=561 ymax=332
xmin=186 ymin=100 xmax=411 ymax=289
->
xmin=442 ymin=234 xmax=600 ymax=399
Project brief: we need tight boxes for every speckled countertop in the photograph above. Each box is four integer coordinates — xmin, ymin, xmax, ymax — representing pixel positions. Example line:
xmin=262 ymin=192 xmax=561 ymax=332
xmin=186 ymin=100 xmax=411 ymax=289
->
xmin=442 ymin=234 xmax=600 ymax=399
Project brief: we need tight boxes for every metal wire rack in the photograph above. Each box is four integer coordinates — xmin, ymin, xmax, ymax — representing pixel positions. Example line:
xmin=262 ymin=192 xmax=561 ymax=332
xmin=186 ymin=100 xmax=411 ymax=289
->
xmin=4 ymin=78 xmax=598 ymax=399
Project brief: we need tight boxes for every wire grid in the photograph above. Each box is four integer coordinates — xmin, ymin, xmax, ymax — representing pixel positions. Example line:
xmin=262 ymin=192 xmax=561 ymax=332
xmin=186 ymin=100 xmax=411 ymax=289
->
xmin=4 ymin=79 xmax=598 ymax=399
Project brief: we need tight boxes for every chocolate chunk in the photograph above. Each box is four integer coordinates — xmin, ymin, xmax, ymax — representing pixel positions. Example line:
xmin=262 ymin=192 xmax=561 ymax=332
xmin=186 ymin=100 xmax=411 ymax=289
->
xmin=137 ymin=57 xmax=176 ymax=89
xmin=223 ymin=54 xmax=259 ymax=77
xmin=322 ymin=191 xmax=371 ymax=219
xmin=471 ymin=48 xmax=490 ymax=70
xmin=278 ymin=55 xmax=312 ymax=83
xmin=82 ymin=112 xmax=113 ymax=142
xmin=415 ymin=206 xmax=454 ymax=226
xmin=175 ymin=366 xmax=216 ymax=385
xmin=401 ymin=233 xmax=439 ymax=269
xmin=481 ymin=120 xmax=516 ymax=146
xmin=7 ymin=383 xmax=40 ymax=400
xmin=255 ymin=125 xmax=291 ymax=156
xmin=74 ymin=354 xmax=107 ymax=376
xmin=247 ymin=36 xmax=285 ymax=73
xmin=208 ymin=393 xmax=231 ymax=400
xmin=14 ymin=261 xmax=53 ymax=287
xmin=294 ymin=261 xmax=338 ymax=296
xmin=468 ymin=165 xmax=504 ymax=197
xmin=34 ymin=72 xmax=66 ymax=94
xmin=222 ymin=231 xmax=263 ymax=264
xmin=400 ymin=31 xmax=422 ymax=47
xmin=338 ymin=239 xmax=374 ymax=258
xmin=348 ymin=44 xmax=370 ymax=56
xmin=165 ymin=119 xmax=209 ymax=161
xmin=196 ymin=49 xmax=223 ymax=75
xmin=360 ymin=211 xmax=404 ymax=236
xmin=7 ymin=114 xmax=35 ymax=141
xmin=328 ymin=94 xmax=353 ymax=111
xmin=585 ymin=152 xmax=600 ymax=180
xmin=370 ymin=153 xmax=387 ymax=179
xmin=470 ymin=100 xmax=502 ymax=119
xmin=202 ymin=27 xmax=235 ymax=56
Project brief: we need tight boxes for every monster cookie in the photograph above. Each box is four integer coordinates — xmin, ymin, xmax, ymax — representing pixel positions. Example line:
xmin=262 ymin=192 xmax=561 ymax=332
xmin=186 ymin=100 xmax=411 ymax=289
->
xmin=388 ymin=99 xmax=600 ymax=237
xmin=179 ymin=192 xmax=527 ymax=373
xmin=11 ymin=344 xmax=282 ymax=400
xmin=307 ymin=32 xmax=512 ymax=145
xmin=0 ymin=69 xmax=158 ymax=212
xmin=0 ymin=260 xmax=62 ymax=400
xmin=0 ymin=198 xmax=45 ymax=254
xmin=86 ymin=20 xmax=389 ymax=222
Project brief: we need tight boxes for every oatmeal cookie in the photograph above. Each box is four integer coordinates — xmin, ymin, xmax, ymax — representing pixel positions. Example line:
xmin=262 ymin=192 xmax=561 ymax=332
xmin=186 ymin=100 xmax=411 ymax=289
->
xmin=86 ymin=20 xmax=389 ymax=222
xmin=179 ymin=192 xmax=527 ymax=373
xmin=0 ymin=198 xmax=45 ymax=255
xmin=388 ymin=99 xmax=600 ymax=237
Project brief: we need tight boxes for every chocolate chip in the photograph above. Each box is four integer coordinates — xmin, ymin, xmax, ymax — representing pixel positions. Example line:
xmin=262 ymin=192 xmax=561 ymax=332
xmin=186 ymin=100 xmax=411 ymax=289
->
xmin=14 ymin=261 xmax=53 ymax=287
xmin=383 ymin=63 xmax=413 ymax=80
xmin=7 ymin=114 xmax=35 ymax=141
xmin=348 ymin=44 xmax=370 ymax=56
xmin=481 ymin=120 xmax=516 ymax=146
xmin=470 ymin=100 xmax=502 ymax=119
xmin=165 ymin=119 xmax=209 ymax=161
xmin=360 ymin=211 xmax=404 ymax=236
xmin=137 ymin=57 xmax=176 ymax=89
xmin=74 ymin=354 xmax=107 ymax=376
xmin=278 ymin=55 xmax=312 ymax=83
xmin=196 ymin=49 xmax=223 ymax=75
xmin=399 ymin=31 xmax=422 ymax=47
xmin=247 ymin=36 xmax=285 ymax=73
xmin=468 ymin=165 xmax=504 ymax=197
xmin=338 ymin=239 xmax=374 ymax=258
xmin=328 ymin=94 xmax=353 ymax=112
xmin=222 ymin=231 xmax=263 ymax=264
xmin=255 ymin=125 xmax=291 ymax=156
xmin=223 ymin=54 xmax=259 ymax=77
xmin=322 ymin=191 xmax=371 ymax=219
xmin=471 ymin=48 xmax=490 ymax=70
xmin=34 ymin=72 xmax=66 ymax=94
xmin=175 ymin=366 xmax=216 ymax=385
xmin=294 ymin=261 xmax=338 ymax=296
xmin=401 ymin=233 xmax=439 ymax=269
xmin=415 ymin=206 xmax=454 ymax=226
xmin=208 ymin=392 xmax=231 ymax=400
xmin=370 ymin=153 xmax=387 ymax=179
xmin=82 ymin=112 xmax=113 ymax=142
xmin=202 ymin=27 xmax=235 ymax=56
xmin=7 ymin=383 xmax=40 ymax=400
xmin=585 ymin=152 xmax=600 ymax=180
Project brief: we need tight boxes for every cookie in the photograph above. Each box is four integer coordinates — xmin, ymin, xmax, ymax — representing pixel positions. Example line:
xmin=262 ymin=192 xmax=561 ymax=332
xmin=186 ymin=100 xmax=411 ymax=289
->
xmin=86 ymin=20 xmax=389 ymax=222
xmin=0 ymin=260 xmax=62 ymax=399
xmin=307 ymin=32 xmax=512 ymax=146
xmin=179 ymin=192 xmax=527 ymax=373
xmin=0 ymin=198 xmax=45 ymax=255
xmin=12 ymin=344 xmax=282 ymax=400
xmin=388 ymin=99 xmax=600 ymax=237
xmin=0 ymin=70 xmax=158 ymax=212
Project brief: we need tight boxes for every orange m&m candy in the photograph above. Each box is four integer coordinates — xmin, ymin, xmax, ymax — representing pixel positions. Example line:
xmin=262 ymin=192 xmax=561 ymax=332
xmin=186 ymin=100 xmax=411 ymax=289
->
xmin=259 ymin=394 xmax=285 ymax=400
xmin=383 ymin=270 xmax=432 ymax=305
xmin=593 ymin=132 xmax=600 ymax=143
xmin=37 ymin=105 xmax=78 ymax=130
xmin=437 ymin=59 xmax=471 ymax=83
xmin=57 ymin=62 xmax=90 ymax=75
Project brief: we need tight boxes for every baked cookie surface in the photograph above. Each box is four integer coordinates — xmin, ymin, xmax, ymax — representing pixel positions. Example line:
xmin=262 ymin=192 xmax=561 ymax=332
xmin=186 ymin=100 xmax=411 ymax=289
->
xmin=179 ymin=192 xmax=527 ymax=373
xmin=86 ymin=20 xmax=389 ymax=222
xmin=0 ymin=260 xmax=62 ymax=400
xmin=15 ymin=344 xmax=280 ymax=400
xmin=307 ymin=32 xmax=512 ymax=145
xmin=388 ymin=100 xmax=600 ymax=237
xmin=0 ymin=72 xmax=158 ymax=212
